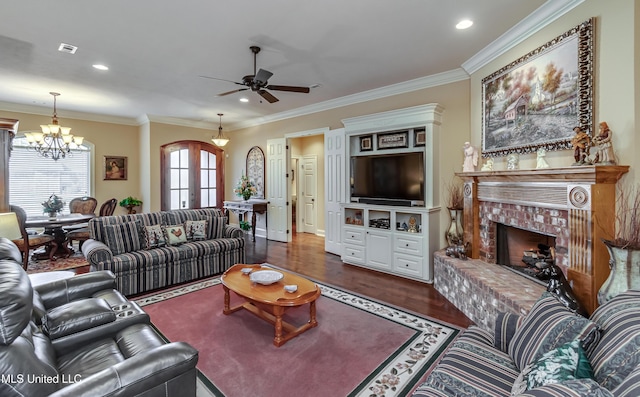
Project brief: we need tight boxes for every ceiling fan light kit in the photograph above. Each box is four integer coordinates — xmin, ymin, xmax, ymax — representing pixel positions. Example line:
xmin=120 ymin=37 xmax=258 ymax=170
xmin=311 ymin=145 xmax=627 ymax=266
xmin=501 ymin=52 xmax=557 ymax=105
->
xmin=204 ymin=46 xmax=310 ymax=103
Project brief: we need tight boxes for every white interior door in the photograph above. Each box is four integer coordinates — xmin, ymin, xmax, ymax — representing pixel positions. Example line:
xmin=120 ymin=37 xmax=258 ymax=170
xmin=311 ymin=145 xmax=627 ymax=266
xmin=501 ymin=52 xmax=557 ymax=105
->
xmin=266 ymin=138 xmax=290 ymax=242
xmin=300 ymin=155 xmax=317 ymax=234
xmin=324 ymin=128 xmax=346 ymax=255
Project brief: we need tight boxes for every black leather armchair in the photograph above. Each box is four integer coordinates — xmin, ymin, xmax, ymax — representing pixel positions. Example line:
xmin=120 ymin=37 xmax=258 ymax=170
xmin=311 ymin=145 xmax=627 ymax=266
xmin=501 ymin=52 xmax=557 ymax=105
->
xmin=0 ymin=238 xmax=199 ymax=397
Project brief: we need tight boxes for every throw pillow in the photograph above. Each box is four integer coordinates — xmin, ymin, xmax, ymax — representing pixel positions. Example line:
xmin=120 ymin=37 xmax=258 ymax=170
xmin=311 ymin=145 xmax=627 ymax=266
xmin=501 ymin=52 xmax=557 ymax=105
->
xmin=509 ymin=292 xmax=599 ymax=371
xmin=185 ymin=219 xmax=207 ymax=241
xmin=163 ymin=224 xmax=187 ymax=246
xmin=511 ymin=339 xmax=594 ymax=395
xmin=103 ymin=220 xmax=142 ymax=255
xmin=209 ymin=216 xmax=226 ymax=239
xmin=143 ymin=224 xmax=166 ymax=249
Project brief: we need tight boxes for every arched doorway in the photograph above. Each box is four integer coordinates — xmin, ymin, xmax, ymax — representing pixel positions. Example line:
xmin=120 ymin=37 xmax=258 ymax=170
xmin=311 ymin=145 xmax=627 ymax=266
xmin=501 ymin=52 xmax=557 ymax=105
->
xmin=160 ymin=140 xmax=224 ymax=210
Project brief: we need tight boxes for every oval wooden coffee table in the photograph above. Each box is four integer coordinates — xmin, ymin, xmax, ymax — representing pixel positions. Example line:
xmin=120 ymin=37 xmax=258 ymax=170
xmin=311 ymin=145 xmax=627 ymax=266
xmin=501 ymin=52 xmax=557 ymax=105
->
xmin=221 ymin=264 xmax=321 ymax=347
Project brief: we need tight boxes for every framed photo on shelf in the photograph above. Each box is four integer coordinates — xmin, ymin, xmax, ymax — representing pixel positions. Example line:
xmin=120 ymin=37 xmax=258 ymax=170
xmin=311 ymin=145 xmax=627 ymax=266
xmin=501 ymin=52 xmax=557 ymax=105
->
xmin=378 ymin=131 xmax=408 ymax=149
xmin=104 ymin=156 xmax=127 ymax=180
xmin=414 ymin=128 xmax=426 ymax=147
xmin=359 ymin=135 xmax=373 ymax=151
xmin=481 ymin=18 xmax=593 ymax=157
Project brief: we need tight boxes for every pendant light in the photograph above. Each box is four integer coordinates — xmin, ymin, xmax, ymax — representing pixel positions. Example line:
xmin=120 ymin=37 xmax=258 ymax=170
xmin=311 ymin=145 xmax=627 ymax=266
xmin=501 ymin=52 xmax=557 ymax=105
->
xmin=212 ymin=113 xmax=229 ymax=147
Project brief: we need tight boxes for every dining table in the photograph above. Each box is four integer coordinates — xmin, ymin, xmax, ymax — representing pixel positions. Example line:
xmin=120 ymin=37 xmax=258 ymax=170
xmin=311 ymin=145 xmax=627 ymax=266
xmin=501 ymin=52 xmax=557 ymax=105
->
xmin=25 ymin=213 xmax=95 ymax=259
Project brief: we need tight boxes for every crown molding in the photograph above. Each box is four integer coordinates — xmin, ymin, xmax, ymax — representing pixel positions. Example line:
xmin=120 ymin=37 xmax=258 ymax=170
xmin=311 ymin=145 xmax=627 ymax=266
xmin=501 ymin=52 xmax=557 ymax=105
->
xmin=461 ymin=0 xmax=585 ymax=75
xmin=0 ymin=101 xmax=139 ymax=127
xmin=228 ymin=68 xmax=468 ymax=131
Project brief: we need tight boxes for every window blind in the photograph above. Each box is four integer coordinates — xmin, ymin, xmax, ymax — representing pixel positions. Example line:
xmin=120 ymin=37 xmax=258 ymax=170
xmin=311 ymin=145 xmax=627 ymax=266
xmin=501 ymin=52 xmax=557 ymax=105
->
xmin=9 ymin=139 xmax=91 ymax=217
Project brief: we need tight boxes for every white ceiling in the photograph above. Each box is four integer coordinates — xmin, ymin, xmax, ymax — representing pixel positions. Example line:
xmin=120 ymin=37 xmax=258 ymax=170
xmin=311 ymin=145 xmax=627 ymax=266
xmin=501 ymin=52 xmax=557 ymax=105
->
xmin=0 ymin=0 xmax=575 ymax=131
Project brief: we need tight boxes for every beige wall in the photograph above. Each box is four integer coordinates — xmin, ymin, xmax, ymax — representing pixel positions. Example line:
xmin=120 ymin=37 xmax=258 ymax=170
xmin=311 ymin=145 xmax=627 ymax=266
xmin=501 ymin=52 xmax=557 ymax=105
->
xmin=2 ymin=110 xmax=141 ymax=215
xmin=470 ymin=0 xmax=638 ymax=184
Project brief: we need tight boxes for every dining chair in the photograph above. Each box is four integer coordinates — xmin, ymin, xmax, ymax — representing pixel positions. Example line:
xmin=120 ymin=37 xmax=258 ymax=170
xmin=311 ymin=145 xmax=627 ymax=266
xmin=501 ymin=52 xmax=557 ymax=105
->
xmin=67 ymin=198 xmax=117 ymax=249
xmin=69 ymin=196 xmax=98 ymax=215
xmin=9 ymin=205 xmax=57 ymax=270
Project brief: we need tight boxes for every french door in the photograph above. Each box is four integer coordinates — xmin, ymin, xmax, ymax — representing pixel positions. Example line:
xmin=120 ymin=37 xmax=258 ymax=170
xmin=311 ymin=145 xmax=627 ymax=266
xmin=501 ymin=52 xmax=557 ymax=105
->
xmin=160 ymin=140 xmax=224 ymax=210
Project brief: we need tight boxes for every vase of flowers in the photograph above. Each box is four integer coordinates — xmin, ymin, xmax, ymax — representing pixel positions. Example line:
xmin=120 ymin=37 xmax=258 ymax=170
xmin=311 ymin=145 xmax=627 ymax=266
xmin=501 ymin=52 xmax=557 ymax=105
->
xmin=234 ymin=174 xmax=257 ymax=201
xmin=42 ymin=194 xmax=65 ymax=217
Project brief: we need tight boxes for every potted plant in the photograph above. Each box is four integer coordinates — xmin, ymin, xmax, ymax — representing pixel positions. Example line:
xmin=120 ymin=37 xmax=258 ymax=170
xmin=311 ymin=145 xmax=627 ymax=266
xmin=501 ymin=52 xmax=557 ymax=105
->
xmin=119 ymin=196 xmax=143 ymax=214
xmin=42 ymin=194 xmax=65 ymax=217
xmin=598 ymin=184 xmax=640 ymax=303
xmin=444 ymin=179 xmax=465 ymax=246
xmin=239 ymin=220 xmax=252 ymax=233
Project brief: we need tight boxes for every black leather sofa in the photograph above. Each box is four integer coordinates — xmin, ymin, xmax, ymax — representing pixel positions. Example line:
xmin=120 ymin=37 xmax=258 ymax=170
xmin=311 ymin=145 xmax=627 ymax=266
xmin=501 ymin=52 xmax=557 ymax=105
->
xmin=0 ymin=238 xmax=199 ymax=397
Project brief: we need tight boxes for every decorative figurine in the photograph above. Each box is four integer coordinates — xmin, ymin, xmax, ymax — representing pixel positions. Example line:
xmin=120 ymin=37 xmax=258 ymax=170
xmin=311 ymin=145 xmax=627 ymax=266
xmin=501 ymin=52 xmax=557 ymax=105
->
xmin=462 ymin=142 xmax=478 ymax=172
xmin=506 ymin=153 xmax=519 ymax=170
xmin=408 ymin=216 xmax=418 ymax=233
xmin=592 ymin=121 xmax=616 ymax=165
xmin=480 ymin=157 xmax=494 ymax=171
xmin=570 ymin=126 xmax=591 ymax=165
xmin=536 ymin=148 xmax=550 ymax=169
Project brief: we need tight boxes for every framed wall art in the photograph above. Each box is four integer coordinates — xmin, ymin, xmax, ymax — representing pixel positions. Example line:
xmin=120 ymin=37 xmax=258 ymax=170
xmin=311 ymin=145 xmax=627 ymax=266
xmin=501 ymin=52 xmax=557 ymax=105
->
xmin=246 ymin=146 xmax=265 ymax=198
xmin=377 ymin=131 xmax=408 ymax=149
xmin=414 ymin=128 xmax=426 ymax=147
xmin=481 ymin=18 xmax=593 ymax=157
xmin=359 ymin=135 xmax=373 ymax=152
xmin=104 ymin=155 xmax=127 ymax=180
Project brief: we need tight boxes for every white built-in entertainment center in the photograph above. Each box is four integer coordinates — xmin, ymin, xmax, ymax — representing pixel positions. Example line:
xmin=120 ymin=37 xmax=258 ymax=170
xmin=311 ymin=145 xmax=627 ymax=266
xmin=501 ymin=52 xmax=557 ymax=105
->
xmin=340 ymin=104 xmax=443 ymax=282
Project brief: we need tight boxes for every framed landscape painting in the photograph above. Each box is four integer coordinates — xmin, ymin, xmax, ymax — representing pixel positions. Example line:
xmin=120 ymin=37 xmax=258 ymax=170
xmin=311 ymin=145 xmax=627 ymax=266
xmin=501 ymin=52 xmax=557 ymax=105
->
xmin=481 ymin=18 xmax=593 ymax=157
xmin=104 ymin=156 xmax=127 ymax=180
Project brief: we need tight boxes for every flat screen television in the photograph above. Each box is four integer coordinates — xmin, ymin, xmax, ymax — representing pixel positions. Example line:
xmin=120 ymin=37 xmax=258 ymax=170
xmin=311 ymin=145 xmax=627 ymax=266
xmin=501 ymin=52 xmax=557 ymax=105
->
xmin=350 ymin=152 xmax=424 ymax=204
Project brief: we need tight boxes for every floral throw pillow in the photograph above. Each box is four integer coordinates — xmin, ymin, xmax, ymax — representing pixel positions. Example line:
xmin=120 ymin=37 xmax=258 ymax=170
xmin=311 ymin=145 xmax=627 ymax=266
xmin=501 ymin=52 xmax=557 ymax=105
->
xmin=143 ymin=224 xmax=166 ymax=249
xmin=163 ymin=224 xmax=188 ymax=246
xmin=185 ymin=219 xmax=207 ymax=241
xmin=511 ymin=339 xmax=594 ymax=396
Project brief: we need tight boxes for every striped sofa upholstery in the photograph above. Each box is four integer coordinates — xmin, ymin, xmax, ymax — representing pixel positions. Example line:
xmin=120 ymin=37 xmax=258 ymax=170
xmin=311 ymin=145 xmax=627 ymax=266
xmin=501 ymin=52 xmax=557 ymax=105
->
xmin=82 ymin=208 xmax=245 ymax=296
xmin=413 ymin=291 xmax=640 ymax=397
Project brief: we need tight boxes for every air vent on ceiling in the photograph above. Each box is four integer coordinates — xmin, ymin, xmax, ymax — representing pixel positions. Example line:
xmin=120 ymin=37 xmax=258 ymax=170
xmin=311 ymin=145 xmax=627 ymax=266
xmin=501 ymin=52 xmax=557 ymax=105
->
xmin=58 ymin=43 xmax=78 ymax=54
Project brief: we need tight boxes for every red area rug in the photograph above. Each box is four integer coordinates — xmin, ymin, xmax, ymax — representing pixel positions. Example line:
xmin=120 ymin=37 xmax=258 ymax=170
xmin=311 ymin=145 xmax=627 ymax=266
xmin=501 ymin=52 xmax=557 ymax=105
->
xmin=136 ymin=277 xmax=460 ymax=397
xmin=26 ymin=251 xmax=88 ymax=274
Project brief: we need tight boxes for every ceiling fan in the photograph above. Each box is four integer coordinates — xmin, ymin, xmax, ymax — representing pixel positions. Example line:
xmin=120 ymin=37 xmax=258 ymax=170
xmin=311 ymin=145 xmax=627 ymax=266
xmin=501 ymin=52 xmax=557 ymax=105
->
xmin=201 ymin=46 xmax=310 ymax=103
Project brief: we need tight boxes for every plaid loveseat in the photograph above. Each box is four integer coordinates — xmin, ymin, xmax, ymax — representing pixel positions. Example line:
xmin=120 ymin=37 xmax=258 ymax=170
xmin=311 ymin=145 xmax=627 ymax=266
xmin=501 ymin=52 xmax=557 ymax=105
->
xmin=413 ymin=290 xmax=640 ymax=397
xmin=82 ymin=208 xmax=245 ymax=296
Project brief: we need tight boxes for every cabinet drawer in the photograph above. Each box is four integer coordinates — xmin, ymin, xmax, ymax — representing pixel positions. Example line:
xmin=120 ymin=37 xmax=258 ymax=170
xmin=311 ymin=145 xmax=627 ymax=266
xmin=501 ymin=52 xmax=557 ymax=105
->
xmin=343 ymin=244 xmax=365 ymax=264
xmin=344 ymin=227 xmax=365 ymax=245
xmin=393 ymin=254 xmax=423 ymax=277
xmin=394 ymin=234 xmax=423 ymax=255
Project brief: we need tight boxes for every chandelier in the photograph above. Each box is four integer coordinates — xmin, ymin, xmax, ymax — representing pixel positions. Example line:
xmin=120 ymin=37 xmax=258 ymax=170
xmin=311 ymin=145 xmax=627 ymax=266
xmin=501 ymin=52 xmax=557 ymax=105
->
xmin=23 ymin=92 xmax=84 ymax=161
xmin=211 ymin=113 xmax=229 ymax=147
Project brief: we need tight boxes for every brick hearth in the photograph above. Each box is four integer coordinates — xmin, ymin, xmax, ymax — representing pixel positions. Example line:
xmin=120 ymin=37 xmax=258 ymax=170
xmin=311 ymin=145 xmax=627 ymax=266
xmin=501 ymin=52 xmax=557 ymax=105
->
xmin=434 ymin=251 xmax=545 ymax=330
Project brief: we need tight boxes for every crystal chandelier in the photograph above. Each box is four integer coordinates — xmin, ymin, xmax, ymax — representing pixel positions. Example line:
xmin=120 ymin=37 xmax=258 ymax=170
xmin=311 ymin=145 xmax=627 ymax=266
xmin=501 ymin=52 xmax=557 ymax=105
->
xmin=211 ymin=113 xmax=229 ymax=147
xmin=23 ymin=92 xmax=84 ymax=161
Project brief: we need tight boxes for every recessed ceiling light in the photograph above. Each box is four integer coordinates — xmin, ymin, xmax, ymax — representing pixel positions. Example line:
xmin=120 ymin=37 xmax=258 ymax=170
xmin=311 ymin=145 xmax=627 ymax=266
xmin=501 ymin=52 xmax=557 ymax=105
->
xmin=456 ymin=20 xmax=473 ymax=30
xmin=92 ymin=64 xmax=109 ymax=71
xmin=239 ymin=97 xmax=249 ymax=103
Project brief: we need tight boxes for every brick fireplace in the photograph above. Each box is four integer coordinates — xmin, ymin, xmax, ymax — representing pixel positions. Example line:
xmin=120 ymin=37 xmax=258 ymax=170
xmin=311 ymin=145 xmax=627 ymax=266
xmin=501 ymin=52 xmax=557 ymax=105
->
xmin=435 ymin=166 xmax=628 ymax=328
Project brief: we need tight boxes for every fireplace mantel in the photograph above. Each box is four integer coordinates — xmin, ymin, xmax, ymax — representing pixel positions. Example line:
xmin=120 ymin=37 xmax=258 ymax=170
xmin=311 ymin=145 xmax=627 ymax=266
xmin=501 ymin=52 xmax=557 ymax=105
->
xmin=456 ymin=165 xmax=629 ymax=313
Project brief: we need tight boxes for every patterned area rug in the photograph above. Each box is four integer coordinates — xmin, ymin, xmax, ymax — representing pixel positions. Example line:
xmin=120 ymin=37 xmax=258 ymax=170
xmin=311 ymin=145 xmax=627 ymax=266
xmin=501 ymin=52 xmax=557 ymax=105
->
xmin=26 ymin=251 xmax=88 ymax=274
xmin=136 ymin=276 xmax=461 ymax=397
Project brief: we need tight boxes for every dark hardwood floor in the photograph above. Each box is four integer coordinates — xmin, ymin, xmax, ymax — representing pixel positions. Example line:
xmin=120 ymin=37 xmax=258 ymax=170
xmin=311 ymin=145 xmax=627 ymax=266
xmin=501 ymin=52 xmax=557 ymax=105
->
xmin=244 ymin=231 xmax=473 ymax=328
xmin=76 ymin=231 xmax=473 ymax=328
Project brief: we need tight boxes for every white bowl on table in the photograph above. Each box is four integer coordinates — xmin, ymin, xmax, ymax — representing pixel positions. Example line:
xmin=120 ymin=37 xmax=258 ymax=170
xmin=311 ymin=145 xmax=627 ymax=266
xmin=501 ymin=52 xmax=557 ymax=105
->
xmin=249 ymin=270 xmax=284 ymax=285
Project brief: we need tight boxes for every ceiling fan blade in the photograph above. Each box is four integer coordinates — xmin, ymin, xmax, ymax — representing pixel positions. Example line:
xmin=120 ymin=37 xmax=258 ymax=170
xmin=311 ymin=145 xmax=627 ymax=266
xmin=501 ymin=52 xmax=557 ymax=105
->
xmin=265 ymin=85 xmax=310 ymax=93
xmin=254 ymin=69 xmax=273 ymax=85
xmin=199 ymin=75 xmax=245 ymax=86
xmin=217 ymin=88 xmax=248 ymax=97
xmin=257 ymin=89 xmax=279 ymax=103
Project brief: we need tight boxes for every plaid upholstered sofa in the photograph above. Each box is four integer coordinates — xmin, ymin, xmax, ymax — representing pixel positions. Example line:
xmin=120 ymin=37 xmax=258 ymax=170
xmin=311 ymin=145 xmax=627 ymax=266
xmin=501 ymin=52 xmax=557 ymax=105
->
xmin=82 ymin=208 xmax=244 ymax=296
xmin=413 ymin=290 xmax=640 ymax=397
